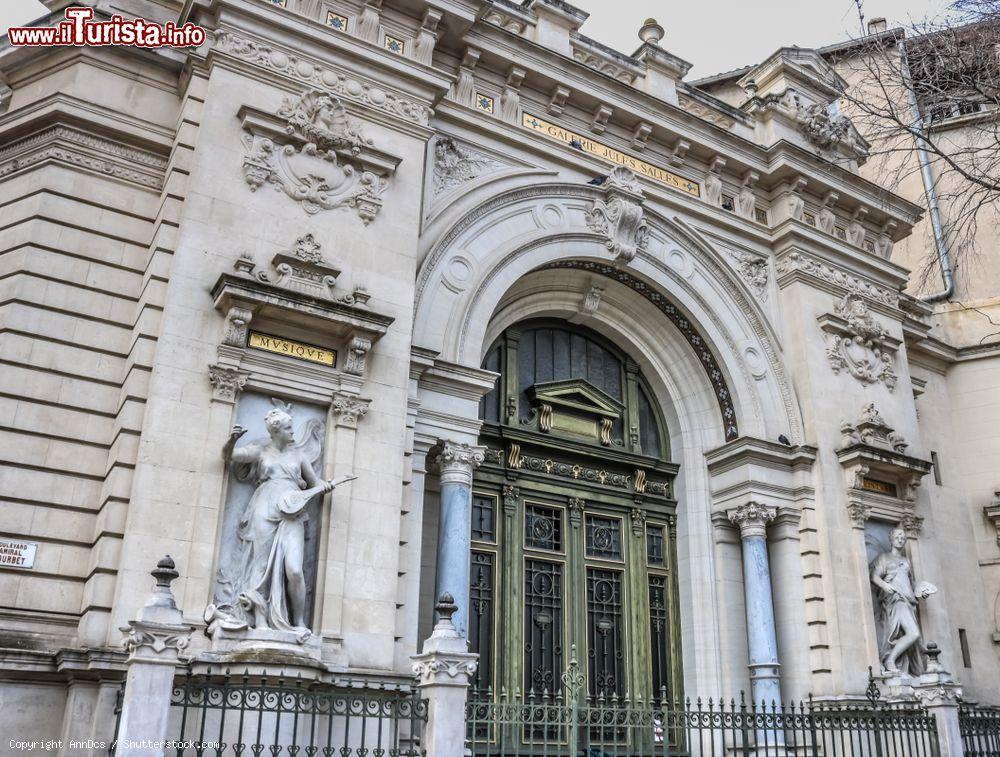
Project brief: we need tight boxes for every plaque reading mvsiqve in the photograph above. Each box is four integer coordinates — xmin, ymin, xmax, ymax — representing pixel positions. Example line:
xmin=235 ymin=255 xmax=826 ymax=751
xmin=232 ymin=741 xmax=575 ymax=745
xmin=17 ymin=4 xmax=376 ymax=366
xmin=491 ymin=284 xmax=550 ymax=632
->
xmin=0 ymin=540 xmax=37 ymax=569
xmin=248 ymin=332 xmax=336 ymax=366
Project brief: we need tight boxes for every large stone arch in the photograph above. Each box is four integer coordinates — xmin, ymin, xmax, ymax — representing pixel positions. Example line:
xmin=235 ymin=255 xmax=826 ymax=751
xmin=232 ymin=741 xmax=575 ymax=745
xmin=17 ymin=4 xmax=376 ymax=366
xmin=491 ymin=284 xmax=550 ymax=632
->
xmin=413 ymin=181 xmax=802 ymax=445
xmin=412 ymin=180 xmax=807 ymax=695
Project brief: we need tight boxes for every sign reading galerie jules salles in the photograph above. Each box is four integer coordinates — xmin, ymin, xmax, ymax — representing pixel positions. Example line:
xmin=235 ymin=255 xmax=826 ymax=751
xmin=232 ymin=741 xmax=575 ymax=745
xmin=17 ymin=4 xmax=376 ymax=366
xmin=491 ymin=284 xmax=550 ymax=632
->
xmin=522 ymin=113 xmax=701 ymax=197
xmin=248 ymin=332 xmax=337 ymax=366
xmin=0 ymin=540 xmax=37 ymax=569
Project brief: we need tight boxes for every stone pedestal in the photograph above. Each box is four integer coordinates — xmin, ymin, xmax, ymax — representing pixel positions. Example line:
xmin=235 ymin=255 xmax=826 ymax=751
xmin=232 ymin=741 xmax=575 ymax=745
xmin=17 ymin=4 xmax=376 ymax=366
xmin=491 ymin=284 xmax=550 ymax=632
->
xmin=116 ymin=556 xmax=194 ymax=757
xmin=411 ymin=594 xmax=479 ymax=757
xmin=912 ymin=643 xmax=964 ymax=757
xmin=430 ymin=442 xmax=485 ymax=638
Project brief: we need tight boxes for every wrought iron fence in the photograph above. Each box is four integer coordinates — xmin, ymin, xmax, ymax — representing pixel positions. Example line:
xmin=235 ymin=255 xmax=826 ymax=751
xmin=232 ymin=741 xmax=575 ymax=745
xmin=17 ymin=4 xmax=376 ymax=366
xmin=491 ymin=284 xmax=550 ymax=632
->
xmin=467 ymin=659 xmax=940 ymax=757
xmin=111 ymin=668 xmax=426 ymax=757
xmin=961 ymin=704 xmax=1000 ymax=757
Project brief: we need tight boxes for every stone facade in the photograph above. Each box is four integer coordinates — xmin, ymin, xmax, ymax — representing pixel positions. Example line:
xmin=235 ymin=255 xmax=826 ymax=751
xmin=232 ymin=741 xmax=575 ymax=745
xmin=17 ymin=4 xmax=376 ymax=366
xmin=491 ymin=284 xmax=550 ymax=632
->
xmin=0 ymin=0 xmax=998 ymax=752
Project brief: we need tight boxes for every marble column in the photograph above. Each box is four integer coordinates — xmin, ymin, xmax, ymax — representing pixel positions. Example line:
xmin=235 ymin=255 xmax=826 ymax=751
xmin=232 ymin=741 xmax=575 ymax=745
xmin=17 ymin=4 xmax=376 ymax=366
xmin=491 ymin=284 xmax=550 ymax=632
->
xmin=431 ymin=441 xmax=485 ymax=638
xmin=728 ymin=502 xmax=781 ymax=706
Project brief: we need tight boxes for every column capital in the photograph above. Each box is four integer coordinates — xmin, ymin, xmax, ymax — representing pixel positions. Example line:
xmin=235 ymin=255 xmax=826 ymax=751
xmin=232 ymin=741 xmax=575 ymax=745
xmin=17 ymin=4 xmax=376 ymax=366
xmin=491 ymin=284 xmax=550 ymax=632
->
xmin=431 ymin=440 xmax=486 ymax=486
xmin=331 ymin=392 xmax=371 ymax=428
xmin=728 ymin=502 xmax=777 ymax=539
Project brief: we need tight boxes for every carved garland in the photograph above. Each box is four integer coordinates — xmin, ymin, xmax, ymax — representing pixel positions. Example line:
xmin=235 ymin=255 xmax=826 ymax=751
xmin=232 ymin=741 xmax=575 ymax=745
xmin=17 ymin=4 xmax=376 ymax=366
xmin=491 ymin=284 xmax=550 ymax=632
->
xmin=214 ymin=30 xmax=432 ymax=125
xmin=541 ymin=260 xmax=739 ymax=441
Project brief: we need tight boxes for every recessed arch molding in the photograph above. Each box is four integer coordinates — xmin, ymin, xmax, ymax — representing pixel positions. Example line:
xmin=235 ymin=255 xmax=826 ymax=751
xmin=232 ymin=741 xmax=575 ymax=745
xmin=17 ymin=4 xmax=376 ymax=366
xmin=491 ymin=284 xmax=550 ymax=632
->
xmin=540 ymin=259 xmax=739 ymax=441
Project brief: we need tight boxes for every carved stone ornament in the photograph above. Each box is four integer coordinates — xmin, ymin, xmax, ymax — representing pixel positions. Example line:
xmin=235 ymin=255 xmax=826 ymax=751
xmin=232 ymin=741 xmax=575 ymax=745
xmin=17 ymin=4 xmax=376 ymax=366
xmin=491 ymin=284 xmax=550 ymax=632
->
xmin=411 ymin=594 xmax=479 ymax=686
xmin=208 ymin=364 xmax=250 ymax=402
xmin=343 ymin=335 xmax=372 ymax=376
xmin=820 ymin=294 xmax=898 ymax=390
xmin=847 ymin=501 xmax=872 ymax=528
xmin=331 ymin=393 xmax=371 ymax=428
xmin=430 ymin=441 xmax=486 ymax=487
xmin=215 ymin=30 xmax=432 ymax=126
xmin=776 ymin=251 xmax=900 ymax=309
xmin=728 ymin=502 xmax=776 ymax=539
xmin=840 ymin=403 xmax=908 ymax=453
xmin=120 ymin=556 xmax=193 ymax=660
xmin=722 ymin=247 xmax=769 ymax=300
xmin=985 ymin=490 xmax=1000 ymax=548
xmin=432 ymin=137 xmax=506 ymax=196
xmin=797 ymin=102 xmax=849 ymax=149
xmin=584 ymin=167 xmax=649 ymax=264
xmin=241 ymin=89 xmax=390 ymax=222
xmin=222 ymin=306 xmax=253 ymax=347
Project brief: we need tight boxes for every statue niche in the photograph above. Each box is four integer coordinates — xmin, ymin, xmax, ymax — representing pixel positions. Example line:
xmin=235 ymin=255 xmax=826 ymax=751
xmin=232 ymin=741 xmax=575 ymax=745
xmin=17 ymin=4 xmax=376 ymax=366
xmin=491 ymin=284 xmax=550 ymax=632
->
xmin=867 ymin=524 xmax=937 ymax=676
xmin=206 ymin=397 xmax=355 ymax=645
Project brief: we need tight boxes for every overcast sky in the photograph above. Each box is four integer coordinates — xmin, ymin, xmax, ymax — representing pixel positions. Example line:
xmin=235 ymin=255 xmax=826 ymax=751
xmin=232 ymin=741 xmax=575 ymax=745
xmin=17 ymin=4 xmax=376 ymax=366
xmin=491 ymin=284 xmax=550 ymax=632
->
xmin=4 ymin=0 xmax=950 ymax=78
xmin=570 ymin=0 xmax=951 ymax=77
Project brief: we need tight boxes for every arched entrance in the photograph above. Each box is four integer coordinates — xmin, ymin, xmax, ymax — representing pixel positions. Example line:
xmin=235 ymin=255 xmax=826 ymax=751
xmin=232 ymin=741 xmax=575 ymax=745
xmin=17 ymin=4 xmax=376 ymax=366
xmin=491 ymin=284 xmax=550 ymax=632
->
xmin=469 ymin=318 xmax=681 ymax=706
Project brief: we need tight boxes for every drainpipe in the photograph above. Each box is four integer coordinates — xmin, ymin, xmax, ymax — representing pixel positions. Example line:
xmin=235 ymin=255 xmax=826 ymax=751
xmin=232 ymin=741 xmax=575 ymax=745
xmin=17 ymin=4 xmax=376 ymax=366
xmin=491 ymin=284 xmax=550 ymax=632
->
xmin=899 ymin=39 xmax=955 ymax=302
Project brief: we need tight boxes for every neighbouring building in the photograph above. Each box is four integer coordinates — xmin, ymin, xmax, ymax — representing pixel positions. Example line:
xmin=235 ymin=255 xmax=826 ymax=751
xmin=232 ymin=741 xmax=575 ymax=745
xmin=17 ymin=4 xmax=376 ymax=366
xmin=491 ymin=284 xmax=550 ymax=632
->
xmin=1 ymin=0 xmax=998 ymax=754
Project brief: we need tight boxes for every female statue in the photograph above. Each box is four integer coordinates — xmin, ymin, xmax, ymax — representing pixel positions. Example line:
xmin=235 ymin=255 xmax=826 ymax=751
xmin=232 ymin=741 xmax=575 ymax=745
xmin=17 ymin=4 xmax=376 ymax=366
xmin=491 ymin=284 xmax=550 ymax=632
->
xmin=206 ymin=406 xmax=355 ymax=641
xmin=870 ymin=526 xmax=936 ymax=675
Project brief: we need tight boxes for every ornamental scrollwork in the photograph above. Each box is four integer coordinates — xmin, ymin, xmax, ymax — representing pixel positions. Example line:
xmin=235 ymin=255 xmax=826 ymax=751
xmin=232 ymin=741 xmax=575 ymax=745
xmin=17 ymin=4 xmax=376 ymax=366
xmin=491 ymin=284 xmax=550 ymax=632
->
xmin=122 ymin=627 xmax=190 ymax=656
xmin=584 ymin=167 xmax=649 ymax=265
xmin=820 ymin=294 xmax=898 ymax=390
xmin=241 ymin=89 xmax=390 ymax=223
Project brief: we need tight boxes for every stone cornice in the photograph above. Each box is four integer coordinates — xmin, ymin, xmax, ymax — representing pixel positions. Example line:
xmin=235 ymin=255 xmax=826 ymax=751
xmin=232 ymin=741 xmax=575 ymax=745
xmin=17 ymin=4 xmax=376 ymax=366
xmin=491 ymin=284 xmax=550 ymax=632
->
xmin=203 ymin=0 xmax=452 ymax=129
xmin=705 ymin=436 xmax=818 ymax=475
xmin=775 ymin=248 xmax=902 ymax=314
xmin=0 ymin=120 xmax=168 ymax=189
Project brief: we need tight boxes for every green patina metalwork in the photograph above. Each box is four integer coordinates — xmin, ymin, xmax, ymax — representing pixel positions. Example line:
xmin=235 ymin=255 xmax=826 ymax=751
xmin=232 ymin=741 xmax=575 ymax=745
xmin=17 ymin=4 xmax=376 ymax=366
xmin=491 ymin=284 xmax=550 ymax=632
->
xmin=471 ymin=320 xmax=683 ymax=737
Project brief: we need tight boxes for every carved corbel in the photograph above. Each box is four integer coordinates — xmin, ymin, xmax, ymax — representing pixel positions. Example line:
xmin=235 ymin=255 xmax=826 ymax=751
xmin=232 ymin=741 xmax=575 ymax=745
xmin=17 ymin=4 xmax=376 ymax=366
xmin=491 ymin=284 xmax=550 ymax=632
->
xmin=985 ymin=491 xmax=1000 ymax=548
xmin=584 ymin=166 xmax=649 ymax=265
xmin=669 ymin=138 xmax=690 ymax=166
xmin=414 ymin=8 xmax=442 ymax=65
xmin=735 ymin=170 xmax=759 ymax=219
xmin=787 ymin=176 xmax=808 ymax=221
xmin=877 ymin=219 xmax=898 ymax=259
xmin=450 ymin=47 xmax=481 ymax=106
xmin=503 ymin=485 xmax=520 ymax=518
xmin=631 ymin=122 xmax=653 ymax=150
xmin=331 ymin=392 xmax=371 ymax=428
xmin=591 ymin=104 xmax=613 ymax=134
xmin=358 ymin=0 xmax=383 ymax=43
xmin=499 ymin=66 xmax=525 ymax=123
xmin=567 ymin=496 xmax=584 ymax=527
xmin=630 ymin=507 xmax=647 ymax=537
xmin=704 ymin=155 xmax=726 ymax=207
xmin=343 ymin=334 xmax=372 ymax=376
xmin=208 ymin=364 xmax=250 ymax=402
xmin=222 ymin=306 xmax=254 ymax=347
xmin=818 ymin=190 xmax=839 ymax=234
xmin=548 ymin=85 xmax=571 ymax=116
xmin=848 ymin=206 xmax=869 ymax=247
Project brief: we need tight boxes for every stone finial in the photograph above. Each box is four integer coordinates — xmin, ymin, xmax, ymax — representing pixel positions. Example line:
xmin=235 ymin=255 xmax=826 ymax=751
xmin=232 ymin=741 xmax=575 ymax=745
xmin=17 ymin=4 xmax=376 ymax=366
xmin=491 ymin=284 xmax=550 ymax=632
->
xmin=435 ymin=592 xmax=458 ymax=623
xmin=925 ymin=641 xmax=944 ymax=673
xmin=638 ymin=18 xmax=664 ymax=45
xmin=121 ymin=555 xmax=193 ymax=658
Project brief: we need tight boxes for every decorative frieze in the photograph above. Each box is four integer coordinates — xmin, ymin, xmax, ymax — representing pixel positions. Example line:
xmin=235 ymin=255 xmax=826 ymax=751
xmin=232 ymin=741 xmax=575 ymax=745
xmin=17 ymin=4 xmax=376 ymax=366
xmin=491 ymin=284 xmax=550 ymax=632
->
xmin=0 ymin=124 xmax=167 ymax=189
xmin=776 ymin=251 xmax=900 ymax=309
xmin=819 ymin=294 xmax=899 ymax=390
xmin=215 ymin=30 xmax=433 ymax=126
xmin=584 ymin=167 xmax=649 ymax=264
